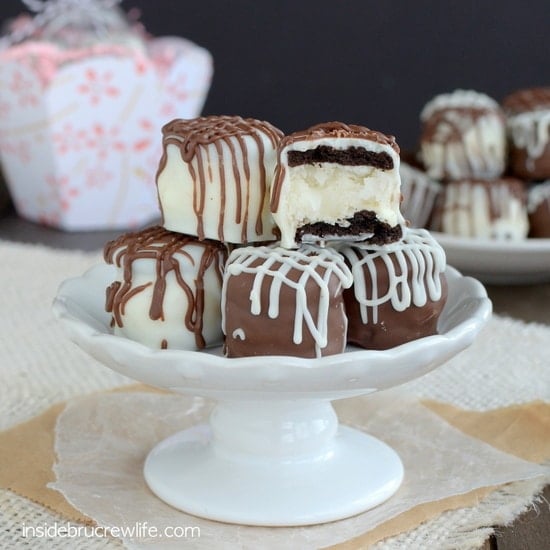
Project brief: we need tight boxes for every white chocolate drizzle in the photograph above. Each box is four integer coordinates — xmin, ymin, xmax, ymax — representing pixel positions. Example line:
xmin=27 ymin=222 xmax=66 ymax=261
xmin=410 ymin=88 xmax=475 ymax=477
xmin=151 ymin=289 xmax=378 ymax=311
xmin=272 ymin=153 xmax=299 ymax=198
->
xmin=222 ymin=245 xmax=353 ymax=357
xmin=421 ymin=89 xmax=500 ymax=121
xmin=508 ymin=110 xmax=550 ymax=162
xmin=232 ymin=328 xmax=246 ymax=340
xmin=339 ymin=229 xmax=446 ymax=325
xmin=528 ymin=181 xmax=550 ymax=213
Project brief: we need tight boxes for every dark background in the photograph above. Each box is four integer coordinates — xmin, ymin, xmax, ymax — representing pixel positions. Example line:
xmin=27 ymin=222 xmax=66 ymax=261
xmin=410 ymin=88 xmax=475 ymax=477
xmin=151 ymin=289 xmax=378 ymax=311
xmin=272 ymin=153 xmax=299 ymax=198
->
xmin=1 ymin=0 xmax=548 ymax=151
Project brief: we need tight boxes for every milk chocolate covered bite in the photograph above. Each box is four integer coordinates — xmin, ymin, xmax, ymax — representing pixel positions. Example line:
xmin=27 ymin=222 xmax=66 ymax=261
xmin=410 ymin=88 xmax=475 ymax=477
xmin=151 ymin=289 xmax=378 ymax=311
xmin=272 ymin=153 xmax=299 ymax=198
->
xmin=430 ymin=178 xmax=529 ymax=240
xmin=528 ymin=181 xmax=550 ymax=238
xmin=399 ymin=162 xmax=442 ymax=228
xmin=503 ymin=88 xmax=550 ymax=180
xmin=420 ymin=90 xmax=506 ymax=181
xmin=156 ymin=115 xmax=283 ymax=244
xmin=270 ymin=122 xmax=404 ymax=249
xmin=222 ymin=245 xmax=353 ymax=358
xmin=104 ymin=226 xmax=228 ymax=350
xmin=340 ymin=228 xmax=447 ymax=350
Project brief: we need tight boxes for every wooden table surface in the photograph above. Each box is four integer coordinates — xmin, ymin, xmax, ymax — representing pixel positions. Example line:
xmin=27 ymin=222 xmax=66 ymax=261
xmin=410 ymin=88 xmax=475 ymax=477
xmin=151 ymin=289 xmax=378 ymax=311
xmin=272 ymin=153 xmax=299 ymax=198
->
xmin=1 ymin=206 xmax=549 ymax=549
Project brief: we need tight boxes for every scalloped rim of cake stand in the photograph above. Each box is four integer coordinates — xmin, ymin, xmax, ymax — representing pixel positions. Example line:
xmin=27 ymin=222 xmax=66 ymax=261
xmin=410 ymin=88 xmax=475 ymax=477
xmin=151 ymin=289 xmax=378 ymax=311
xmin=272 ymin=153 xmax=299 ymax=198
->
xmin=52 ymin=263 xmax=491 ymax=401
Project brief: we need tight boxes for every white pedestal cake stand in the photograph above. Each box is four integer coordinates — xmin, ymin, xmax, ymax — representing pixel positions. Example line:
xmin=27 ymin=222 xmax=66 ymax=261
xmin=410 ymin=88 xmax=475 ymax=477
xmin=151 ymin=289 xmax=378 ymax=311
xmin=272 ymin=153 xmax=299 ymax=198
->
xmin=53 ymin=264 xmax=491 ymax=527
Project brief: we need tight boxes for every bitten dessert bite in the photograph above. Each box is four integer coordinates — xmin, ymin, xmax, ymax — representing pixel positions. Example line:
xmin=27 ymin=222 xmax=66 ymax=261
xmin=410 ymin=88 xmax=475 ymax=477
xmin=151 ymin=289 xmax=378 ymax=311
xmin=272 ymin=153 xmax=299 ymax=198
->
xmin=430 ymin=178 xmax=529 ymax=240
xmin=156 ymin=115 xmax=283 ymax=243
xmin=399 ymin=162 xmax=442 ymax=228
xmin=340 ymin=228 xmax=447 ymax=350
xmin=420 ymin=90 xmax=507 ymax=181
xmin=222 ymin=245 xmax=353 ymax=358
xmin=270 ymin=122 xmax=404 ymax=249
xmin=503 ymin=87 xmax=550 ymax=180
xmin=528 ymin=181 xmax=550 ymax=238
xmin=104 ymin=226 xmax=228 ymax=350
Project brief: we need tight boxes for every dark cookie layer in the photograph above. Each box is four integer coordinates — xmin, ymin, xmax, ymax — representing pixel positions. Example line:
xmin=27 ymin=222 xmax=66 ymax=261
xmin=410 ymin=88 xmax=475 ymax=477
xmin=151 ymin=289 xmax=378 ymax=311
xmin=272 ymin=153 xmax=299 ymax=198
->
xmin=287 ymin=145 xmax=394 ymax=169
xmin=295 ymin=210 xmax=403 ymax=245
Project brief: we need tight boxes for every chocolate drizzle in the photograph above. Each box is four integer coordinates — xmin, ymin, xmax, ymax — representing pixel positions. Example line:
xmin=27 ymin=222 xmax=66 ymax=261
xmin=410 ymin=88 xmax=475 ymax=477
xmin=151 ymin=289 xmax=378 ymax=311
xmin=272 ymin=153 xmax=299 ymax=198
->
xmin=280 ymin=122 xmax=400 ymax=152
xmin=431 ymin=179 xmax=528 ymax=239
xmin=503 ymin=88 xmax=550 ymax=116
xmin=157 ymin=116 xmax=283 ymax=242
xmin=104 ymin=226 xmax=228 ymax=349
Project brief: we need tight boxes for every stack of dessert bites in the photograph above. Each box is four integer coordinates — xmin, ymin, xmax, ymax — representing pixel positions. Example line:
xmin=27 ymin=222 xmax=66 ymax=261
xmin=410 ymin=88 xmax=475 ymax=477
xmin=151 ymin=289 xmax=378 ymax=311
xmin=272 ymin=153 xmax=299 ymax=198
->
xmin=104 ymin=116 xmax=448 ymax=357
xmin=104 ymin=116 xmax=282 ymax=351
xmin=399 ymin=88 xmax=550 ymax=239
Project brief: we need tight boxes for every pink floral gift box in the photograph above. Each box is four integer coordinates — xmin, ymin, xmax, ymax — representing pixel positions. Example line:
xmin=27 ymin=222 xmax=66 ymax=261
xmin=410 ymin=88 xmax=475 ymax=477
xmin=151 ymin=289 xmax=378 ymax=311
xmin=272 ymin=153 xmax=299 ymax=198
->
xmin=0 ymin=0 xmax=212 ymax=230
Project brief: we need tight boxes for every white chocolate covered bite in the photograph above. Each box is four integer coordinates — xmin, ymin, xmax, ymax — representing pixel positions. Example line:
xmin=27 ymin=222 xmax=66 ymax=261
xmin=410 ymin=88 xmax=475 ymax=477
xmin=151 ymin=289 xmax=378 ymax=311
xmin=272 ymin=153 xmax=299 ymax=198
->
xmin=431 ymin=179 xmax=529 ymax=240
xmin=156 ymin=116 xmax=283 ymax=244
xmin=104 ymin=226 xmax=228 ymax=350
xmin=420 ymin=90 xmax=507 ymax=181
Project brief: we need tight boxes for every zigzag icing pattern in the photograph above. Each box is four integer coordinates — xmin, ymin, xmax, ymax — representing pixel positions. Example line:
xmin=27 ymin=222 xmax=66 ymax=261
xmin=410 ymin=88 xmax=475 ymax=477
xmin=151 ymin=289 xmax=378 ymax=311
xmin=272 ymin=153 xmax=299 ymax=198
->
xmin=222 ymin=245 xmax=353 ymax=356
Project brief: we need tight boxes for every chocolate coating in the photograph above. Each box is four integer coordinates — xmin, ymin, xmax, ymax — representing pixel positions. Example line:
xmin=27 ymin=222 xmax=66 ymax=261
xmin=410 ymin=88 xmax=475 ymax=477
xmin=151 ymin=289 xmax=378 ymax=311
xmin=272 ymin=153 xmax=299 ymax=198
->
xmin=340 ymin=229 xmax=448 ymax=350
xmin=344 ymin=274 xmax=448 ymax=350
xmin=503 ymin=88 xmax=550 ymax=180
xmin=222 ymin=245 xmax=353 ymax=358
xmin=279 ymin=121 xmax=400 ymax=153
xmin=508 ymin=146 xmax=550 ymax=181
xmin=503 ymin=88 xmax=550 ymax=116
xmin=528 ymin=181 xmax=550 ymax=238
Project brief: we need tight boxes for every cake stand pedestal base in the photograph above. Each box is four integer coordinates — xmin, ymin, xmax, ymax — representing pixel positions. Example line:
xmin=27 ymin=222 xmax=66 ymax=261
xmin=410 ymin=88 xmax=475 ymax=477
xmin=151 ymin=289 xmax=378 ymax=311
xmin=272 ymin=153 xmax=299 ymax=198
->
xmin=144 ymin=399 xmax=403 ymax=526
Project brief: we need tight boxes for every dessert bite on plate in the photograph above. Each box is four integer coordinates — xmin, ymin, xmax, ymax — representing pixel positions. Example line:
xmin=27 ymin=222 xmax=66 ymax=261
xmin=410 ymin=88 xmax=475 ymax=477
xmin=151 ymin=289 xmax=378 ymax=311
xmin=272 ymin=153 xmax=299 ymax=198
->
xmin=222 ymin=244 xmax=353 ymax=358
xmin=420 ymin=89 xmax=506 ymax=182
xmin=503 ymin=87 xmax=550 ymax=181
xmin=339 ymin=228 xmax=448 ymax=350
xmin=270 ymin=122 xmax=404 ymax=249
xmin=104 ymin=225 xmax=228 ymax=350
xmin=100 ymin=114 xmax=454 ymax=356
xmin=430 ymin=178 xmax=529 ymax=240
xmin=157 ymin=115 xmax=283 ymax=244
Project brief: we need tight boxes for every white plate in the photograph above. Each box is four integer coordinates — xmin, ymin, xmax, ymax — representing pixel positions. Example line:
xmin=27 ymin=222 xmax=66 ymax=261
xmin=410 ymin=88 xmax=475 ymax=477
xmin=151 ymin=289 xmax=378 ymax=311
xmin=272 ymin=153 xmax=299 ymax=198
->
xmin=432 ymin=232 xmax=550 ymax=285
xmin=52 ymin=263 xmax=491 ymax=526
